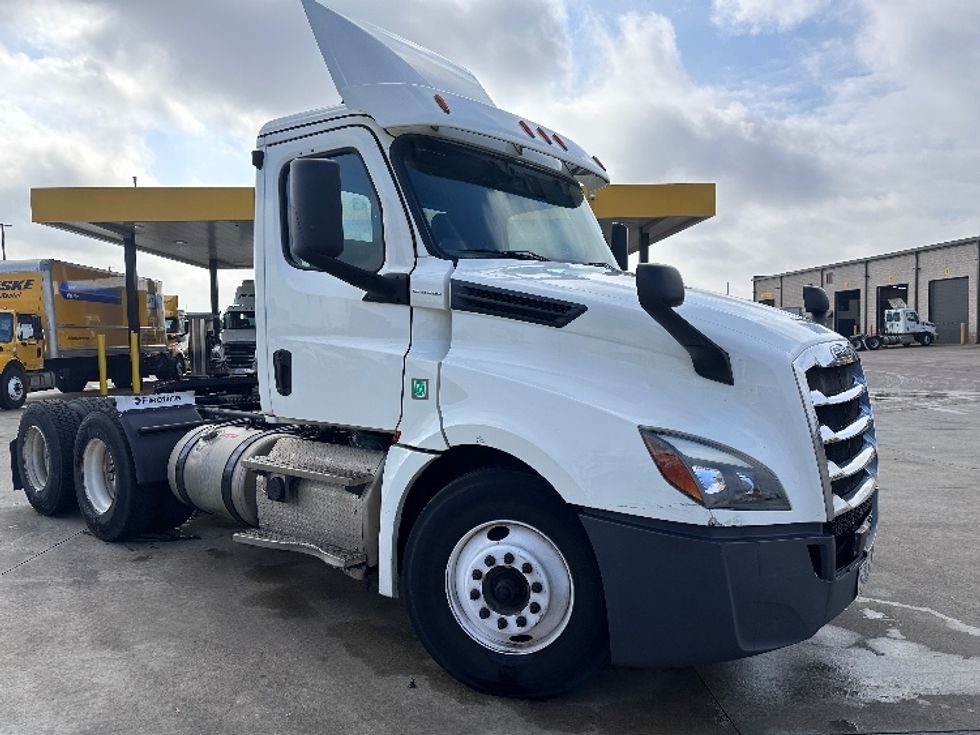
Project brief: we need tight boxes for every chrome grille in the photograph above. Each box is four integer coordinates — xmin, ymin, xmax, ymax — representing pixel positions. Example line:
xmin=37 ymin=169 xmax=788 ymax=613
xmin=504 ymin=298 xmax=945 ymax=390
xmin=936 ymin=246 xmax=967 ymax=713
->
xmin=797 ymin=343 xmax=878 ymax=518
xmin=224 ymin=342 xmax=256 ymax=370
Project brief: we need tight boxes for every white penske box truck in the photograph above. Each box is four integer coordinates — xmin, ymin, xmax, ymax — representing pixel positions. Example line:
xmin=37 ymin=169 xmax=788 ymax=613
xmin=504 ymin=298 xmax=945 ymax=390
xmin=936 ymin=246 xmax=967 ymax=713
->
xmin=11 ymin=1 xmax=878 ymax=698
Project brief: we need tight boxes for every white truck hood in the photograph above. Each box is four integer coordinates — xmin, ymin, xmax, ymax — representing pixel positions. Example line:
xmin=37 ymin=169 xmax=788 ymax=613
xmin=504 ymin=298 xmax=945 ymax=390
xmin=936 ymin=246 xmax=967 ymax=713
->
xmin=451 ymin=260 xmax=839 ymax=365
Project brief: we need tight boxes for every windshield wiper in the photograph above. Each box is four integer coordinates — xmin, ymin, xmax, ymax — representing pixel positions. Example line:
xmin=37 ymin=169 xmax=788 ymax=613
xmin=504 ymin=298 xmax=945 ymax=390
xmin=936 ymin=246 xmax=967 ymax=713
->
xmin=582 ymin=261 xmax=618 ymax=269
xmin=459 ymin=249 xmax=551 ymax=262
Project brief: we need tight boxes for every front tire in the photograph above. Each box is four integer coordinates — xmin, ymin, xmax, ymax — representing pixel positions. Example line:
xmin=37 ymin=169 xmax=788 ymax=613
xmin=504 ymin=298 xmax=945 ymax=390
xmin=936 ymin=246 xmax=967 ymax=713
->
xmin=403 ymin=469 xmax=608 ymax=699
xmin=0 ymin=364 xmax=28 ymax=410
xmin=919 ymin=333 xmax=934 ymax=346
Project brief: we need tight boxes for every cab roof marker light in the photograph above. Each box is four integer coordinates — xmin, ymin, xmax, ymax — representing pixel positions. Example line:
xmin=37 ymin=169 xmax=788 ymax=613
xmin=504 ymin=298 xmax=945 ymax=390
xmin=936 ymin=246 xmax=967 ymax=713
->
xmin=640 ymin=432 xmax=704 ymax=504
xmin=536 ymin=127 xmax=553 ymax=145
xmin=591 ymin=155 xmax=607 ymax=171
xmin=434 ymin=94 xmax=451 ymax=114
xmin=551 ymin=133 xmax=568 ymax=151
xmin=519 ymin=121 xmax=536 ymax=138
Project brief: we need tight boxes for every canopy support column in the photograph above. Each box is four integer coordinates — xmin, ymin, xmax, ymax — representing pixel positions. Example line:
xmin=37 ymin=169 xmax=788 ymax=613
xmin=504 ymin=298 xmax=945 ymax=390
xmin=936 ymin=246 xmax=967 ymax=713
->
xmin=123 ymin=229 xmax=141 ymax=393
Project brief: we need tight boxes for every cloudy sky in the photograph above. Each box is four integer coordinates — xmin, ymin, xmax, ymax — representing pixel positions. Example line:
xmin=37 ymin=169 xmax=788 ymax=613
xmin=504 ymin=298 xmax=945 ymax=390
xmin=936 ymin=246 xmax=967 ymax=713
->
xmin=0 ymin=0 xmax=977 ymax=307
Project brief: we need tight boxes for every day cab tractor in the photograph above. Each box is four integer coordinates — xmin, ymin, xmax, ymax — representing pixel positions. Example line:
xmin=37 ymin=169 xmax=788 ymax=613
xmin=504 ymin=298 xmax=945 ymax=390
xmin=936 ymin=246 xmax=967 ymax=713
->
xmin=10 ymin=2 xmax=879 ymax=699
xmin=852 ymin=301 xmax=936 ymax=351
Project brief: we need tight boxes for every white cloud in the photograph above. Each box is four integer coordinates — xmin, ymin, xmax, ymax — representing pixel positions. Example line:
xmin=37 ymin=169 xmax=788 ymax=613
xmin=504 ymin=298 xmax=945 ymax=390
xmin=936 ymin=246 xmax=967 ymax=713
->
xmin=0 ymin=0 xmax=977 ymax=307
xmin=711 ymin=0 xmax=831 ymax=34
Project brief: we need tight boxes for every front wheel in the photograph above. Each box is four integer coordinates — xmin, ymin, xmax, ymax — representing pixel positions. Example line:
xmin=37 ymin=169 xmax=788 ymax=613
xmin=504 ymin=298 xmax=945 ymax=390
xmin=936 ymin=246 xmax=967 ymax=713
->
xmin=403 ymin=469 xmax=608 ymax=699
xmin=919 ymin=333 xmax=934 ymax=346
xmin=0 ymin=364 xmax=28 ymax=410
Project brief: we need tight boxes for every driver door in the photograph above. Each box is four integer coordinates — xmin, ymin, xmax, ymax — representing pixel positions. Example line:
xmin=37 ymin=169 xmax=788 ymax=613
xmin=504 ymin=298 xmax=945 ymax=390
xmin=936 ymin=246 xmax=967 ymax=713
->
xmin=259 ymin=125 xmax=415 ymax=430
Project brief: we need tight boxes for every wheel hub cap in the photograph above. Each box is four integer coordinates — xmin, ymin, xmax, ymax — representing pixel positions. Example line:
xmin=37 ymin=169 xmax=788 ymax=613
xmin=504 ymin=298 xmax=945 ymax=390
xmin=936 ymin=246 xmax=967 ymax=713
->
xmin=446 ymin=520 xmax=574 ymax=655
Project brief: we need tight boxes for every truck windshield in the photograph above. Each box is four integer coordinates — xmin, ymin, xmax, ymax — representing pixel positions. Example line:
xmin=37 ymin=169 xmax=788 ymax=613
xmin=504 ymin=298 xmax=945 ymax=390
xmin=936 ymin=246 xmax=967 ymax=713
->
xmin=0 ymin=313 xmax=12 ymax=343
xmin=223 ymin=311 xmax=256 ymax=330
xmin=396 ymin=136 xmax=615 ymax=267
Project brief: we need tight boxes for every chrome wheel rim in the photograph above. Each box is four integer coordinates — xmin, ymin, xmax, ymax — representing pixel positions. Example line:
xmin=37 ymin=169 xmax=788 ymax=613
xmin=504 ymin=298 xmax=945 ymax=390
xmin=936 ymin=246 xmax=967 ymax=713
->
xmin=22 ymin=425 xmax=50 ymax=491
xmin=446 ymin=520 xmax=573 ymax=655
xmin=82 ymin=438 xmax=117 ymax=514
xmin=7 ymin=375 xmax=24 ymax=401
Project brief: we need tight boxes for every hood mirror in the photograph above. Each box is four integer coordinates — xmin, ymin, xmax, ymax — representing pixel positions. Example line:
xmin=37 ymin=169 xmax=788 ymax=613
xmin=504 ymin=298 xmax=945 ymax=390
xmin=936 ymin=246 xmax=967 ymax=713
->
xmin=637 ymin=263 xmax=685 ymax=311
xmin=803 ymin=285 xmax=830 ymax=324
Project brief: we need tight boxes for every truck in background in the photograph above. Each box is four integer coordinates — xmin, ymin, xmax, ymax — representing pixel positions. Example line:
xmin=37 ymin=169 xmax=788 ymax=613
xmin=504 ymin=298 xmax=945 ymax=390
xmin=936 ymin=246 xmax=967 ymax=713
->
xmin=0 ymin=259 xmax=171 ymax=408
xmin=211 ymin=279 xmax=257 ymax=376
xmin=163 ymin=295 xmax=190 ymax=379
xmin=11 ymin=2 xmax=878 ymax=699
xmin=860 ymin=300 xmax=936 ymax=350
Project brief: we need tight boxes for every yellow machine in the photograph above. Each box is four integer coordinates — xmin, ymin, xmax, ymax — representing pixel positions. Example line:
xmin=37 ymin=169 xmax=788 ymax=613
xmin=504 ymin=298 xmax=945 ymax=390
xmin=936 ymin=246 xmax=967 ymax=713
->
xmin=0 ymin=260 xmax=169 ymax=409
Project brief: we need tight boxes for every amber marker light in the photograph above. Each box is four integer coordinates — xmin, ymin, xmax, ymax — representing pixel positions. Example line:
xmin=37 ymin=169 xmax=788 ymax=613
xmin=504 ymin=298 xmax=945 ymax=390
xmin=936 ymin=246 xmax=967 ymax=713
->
xmin=434 ymin=94 xmax=451 ymax=114
xmin=640 ymin=431 xmax=704 ymax=504
xmin=519 ymin=120 xmax=536 ymax=138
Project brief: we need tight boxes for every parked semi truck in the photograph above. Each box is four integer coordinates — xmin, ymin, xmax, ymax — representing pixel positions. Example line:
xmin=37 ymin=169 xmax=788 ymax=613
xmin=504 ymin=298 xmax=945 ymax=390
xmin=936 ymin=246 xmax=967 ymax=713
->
xmin=11 ymin=2 xmax=878 ymax=698
xmin=211 ymin=280 xmax=257 ymax=376
xmin=854 ymin=300 xmax=936 ymax=350
xmin=0 ymin=260 xmax=171 ymax=408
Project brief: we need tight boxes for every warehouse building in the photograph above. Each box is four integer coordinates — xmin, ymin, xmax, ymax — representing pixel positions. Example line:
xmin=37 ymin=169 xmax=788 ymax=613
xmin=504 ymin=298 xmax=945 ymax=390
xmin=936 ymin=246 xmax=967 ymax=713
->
xmin=753 ymin=236 xmax=980 ymax=344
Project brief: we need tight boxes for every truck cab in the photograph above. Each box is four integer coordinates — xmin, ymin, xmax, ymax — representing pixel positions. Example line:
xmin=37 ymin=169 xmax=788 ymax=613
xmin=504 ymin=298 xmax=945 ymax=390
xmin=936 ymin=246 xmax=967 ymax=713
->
xmin=884 ymin=306 xmax=936 ymax=344
xmin=212 ymin=280 xmax=257 ymax=376
xmin=0 ymin=311 xmax=47 ymax=409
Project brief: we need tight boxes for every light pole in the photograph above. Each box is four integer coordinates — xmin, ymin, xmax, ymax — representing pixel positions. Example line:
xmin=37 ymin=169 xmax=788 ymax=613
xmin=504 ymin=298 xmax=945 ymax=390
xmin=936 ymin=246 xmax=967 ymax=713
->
xmin=0 ymin=223 xmax=11 ymax=261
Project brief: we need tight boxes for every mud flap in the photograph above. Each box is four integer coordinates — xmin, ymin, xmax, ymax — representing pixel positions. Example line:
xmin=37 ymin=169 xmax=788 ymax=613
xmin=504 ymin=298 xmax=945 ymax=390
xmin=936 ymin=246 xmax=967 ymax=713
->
xmin=9 ymin=439 xmax=22 ymax=491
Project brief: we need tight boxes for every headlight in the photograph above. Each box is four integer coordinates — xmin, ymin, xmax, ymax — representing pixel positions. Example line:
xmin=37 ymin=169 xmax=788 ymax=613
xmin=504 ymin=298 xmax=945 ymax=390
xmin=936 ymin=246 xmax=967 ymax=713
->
xmin=639 ymin=428 xmax=790 ymax=510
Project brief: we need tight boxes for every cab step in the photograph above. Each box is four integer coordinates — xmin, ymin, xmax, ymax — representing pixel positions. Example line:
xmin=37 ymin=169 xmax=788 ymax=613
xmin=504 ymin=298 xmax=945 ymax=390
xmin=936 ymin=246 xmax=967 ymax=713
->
xmin=233 ymin=529 xmax=367 ymax=569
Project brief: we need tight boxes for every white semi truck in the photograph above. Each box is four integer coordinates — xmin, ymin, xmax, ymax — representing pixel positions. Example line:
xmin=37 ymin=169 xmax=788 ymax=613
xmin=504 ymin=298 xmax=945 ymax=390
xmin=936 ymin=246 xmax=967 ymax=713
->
xmin=211 ymin=280 xmax=258 ymax=375
xmin=857 ymin=300 xmax=936 ymax=350
xmin=11 ymin=2 xmax=878 ymax=698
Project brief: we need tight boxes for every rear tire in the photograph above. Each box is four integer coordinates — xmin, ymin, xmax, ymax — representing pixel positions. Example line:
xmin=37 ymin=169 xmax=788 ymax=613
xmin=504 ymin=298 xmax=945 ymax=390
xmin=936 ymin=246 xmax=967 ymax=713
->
xmin=16 ymin=401 xmax=81 ymax=516
xmin=55 ymin=373 xmax=89 ymax=394
xmin=109 ymin=363 xmax=133 ymax=391
xmin=403 ymin=469 xmax=608 ymax=699
xmin=865 ymin=336 xmax=882 ymax=351
xmin=74 ymin=410 xmax=153 ymax=541
xmin=0 ymin=364 xmax=28 ymax=410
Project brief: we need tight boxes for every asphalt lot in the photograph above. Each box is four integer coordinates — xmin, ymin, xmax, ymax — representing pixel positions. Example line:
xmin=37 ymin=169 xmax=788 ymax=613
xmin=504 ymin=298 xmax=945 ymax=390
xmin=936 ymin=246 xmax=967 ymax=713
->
xmin=2 ymin=346 xmax=979 ymax=735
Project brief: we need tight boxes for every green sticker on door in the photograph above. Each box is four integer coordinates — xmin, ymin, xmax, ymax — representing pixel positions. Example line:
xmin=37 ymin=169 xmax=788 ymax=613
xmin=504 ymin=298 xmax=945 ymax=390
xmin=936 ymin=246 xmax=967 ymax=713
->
xmin=412 ymin=378 xmax=429 ymax=400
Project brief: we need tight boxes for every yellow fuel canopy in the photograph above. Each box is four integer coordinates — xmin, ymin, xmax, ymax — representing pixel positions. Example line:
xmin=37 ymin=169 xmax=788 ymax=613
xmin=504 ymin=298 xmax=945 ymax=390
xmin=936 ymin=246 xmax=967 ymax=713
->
xmin=31 ymin=187 xmax=254 ymax=270
xmin=32 ymin=182 xmax=714 ymax=334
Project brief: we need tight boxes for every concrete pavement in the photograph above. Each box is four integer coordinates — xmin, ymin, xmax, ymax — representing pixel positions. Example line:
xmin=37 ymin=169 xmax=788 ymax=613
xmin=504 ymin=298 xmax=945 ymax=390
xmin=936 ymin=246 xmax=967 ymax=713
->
xmin=1 ymin=346 xmax=979 ymax=734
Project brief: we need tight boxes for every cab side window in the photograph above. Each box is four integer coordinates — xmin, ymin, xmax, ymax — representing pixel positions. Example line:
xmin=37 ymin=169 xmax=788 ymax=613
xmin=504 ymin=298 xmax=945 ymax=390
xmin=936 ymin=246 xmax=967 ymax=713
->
xmin=283 ymin=151 xmax=384 ymax=273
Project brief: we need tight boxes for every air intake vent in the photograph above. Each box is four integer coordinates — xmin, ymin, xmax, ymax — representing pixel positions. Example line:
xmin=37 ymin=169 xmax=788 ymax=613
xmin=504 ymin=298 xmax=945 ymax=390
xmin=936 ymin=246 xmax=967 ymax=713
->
xmin=451 ymin=281 xmax=587 ymax=328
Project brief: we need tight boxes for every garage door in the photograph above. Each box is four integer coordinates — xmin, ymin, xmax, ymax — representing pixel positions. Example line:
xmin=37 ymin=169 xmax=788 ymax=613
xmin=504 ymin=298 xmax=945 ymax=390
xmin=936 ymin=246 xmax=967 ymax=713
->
xmin=928 ymin=277 xmax=969 ymax=344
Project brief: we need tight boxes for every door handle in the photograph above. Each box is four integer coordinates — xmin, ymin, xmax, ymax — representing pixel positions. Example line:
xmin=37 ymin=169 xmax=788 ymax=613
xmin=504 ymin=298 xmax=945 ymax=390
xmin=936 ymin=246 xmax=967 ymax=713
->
xmin=273 ymin=350 xmax=292 ymax=396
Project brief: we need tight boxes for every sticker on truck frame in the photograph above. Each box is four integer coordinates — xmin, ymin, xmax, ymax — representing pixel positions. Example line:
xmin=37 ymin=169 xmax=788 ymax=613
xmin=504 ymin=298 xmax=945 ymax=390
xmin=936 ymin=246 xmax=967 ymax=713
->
xmin=113 ymin=392 xmax=196 ymax=413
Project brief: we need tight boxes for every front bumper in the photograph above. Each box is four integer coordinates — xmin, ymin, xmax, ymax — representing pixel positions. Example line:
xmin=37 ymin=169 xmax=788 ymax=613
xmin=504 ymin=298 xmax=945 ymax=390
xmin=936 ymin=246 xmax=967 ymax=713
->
xmin=580 ymin=494 xmax=876 ymax=668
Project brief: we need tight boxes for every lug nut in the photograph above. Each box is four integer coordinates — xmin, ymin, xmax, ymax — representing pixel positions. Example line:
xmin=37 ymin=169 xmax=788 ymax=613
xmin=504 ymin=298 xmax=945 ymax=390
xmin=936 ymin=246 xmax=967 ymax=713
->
xmin=516 ymin=616 xmax=527 ymax=628
xmin=484 ymin=555 xmax=496 ymax=567
xmin=497 ymin=617 xmax=508 ymax=630
xmin=469 ymin=589 xmax=481 ymax=600
xmin=531 ymin=582 xmax=543 ymax=593
xmin=529 ymin=602 xmax=541 ymax=614
xmin=472 ymin=569 xmax=483 ymax=581
xmin=479 ymin=607 xmax=490 ymax=619
xmin=504 ymin=552 xmax=515 ymax=565
xmin=522 ymin=563 xmax=532 ymax=574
